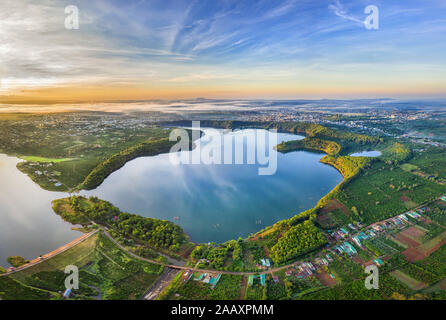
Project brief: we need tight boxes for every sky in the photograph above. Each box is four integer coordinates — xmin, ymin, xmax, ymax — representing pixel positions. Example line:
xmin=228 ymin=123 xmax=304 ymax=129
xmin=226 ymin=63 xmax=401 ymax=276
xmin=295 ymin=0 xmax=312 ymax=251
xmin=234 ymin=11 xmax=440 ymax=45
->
xmin=0 ymin=0 xmax=445 ymax=104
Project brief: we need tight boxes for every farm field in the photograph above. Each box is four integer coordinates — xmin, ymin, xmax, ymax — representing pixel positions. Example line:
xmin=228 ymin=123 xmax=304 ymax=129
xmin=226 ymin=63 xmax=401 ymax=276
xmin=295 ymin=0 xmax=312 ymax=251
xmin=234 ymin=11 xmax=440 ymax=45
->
xmin=391 ymin=270 xmax=427 ymax=290
xmin=161 ymin=274 xmax=242 ymax=300
xmin=2 ymin=231 xmax=163 ymax=300
xmin=336 ymin=161 xmax=446 ymax=224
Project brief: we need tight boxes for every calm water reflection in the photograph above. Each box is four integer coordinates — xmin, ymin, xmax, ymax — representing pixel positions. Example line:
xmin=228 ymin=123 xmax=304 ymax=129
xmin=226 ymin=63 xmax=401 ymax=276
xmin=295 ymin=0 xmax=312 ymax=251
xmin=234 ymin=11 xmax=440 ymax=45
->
xmin=83 ymin=129 xmax=343 ymax=243
xmin=350 ymin=150 xmax=381 ymax=157
xmin=0 ymin=129 xmax=343 ymax=266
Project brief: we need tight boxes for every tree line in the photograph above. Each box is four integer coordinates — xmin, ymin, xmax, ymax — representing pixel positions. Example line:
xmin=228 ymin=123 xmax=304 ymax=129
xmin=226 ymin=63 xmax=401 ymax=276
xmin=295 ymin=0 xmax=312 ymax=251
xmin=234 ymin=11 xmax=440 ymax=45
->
xmin=53 ymin=196 xmax=187 ymax=251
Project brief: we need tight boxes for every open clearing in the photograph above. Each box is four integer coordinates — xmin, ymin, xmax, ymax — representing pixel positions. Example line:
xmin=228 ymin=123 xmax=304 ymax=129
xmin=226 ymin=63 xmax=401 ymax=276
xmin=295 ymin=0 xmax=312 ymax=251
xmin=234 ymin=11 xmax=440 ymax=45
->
xmin=319 ymin=199 xmax=350 ymax=216
xmin=10 ymin=232 xmax=98 ymax=282
xmin=403 ymin=231 xmax=446 ymax=262
xmin=315 ymin=271 xmax=337 ymax=287
xmin=317 ymin=200 xmax=351 ymax=229
xmin=20 ymin=156 xmax=74 ymax=163
xmin=417 ymin=231 xmax=446 ymax=255
xmin=394 ymin=232 xmax=421 ymax=248
xmin=400 ymin=226 xmax=426 ymax=243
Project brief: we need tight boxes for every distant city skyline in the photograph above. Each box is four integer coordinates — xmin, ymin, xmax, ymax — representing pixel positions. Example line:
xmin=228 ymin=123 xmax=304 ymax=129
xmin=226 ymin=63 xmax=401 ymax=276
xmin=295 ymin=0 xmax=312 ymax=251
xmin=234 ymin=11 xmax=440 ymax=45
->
xmin=1 ymin=0 xmax=446 ymax=104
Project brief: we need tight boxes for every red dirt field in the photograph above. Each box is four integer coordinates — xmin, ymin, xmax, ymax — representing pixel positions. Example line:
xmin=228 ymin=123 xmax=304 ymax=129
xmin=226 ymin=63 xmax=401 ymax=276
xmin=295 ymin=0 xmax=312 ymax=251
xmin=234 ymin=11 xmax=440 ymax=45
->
xmin=402 ymin=231 xmax=446 ymax=262
xmin=352 ymin=255 xmax=365 ymax=265
xmin=402 ymin=248 xmax=426 ymax=262
xmin=239 ymin=276 xmax=248 ymax=300
xmin=179 ymin=245 xmax=195 ymax=260
xmin=401 ymin=226 xmax=426 ymax=242
xmin=421 ymin=217 xmax=434 ymax=224
xmin=317 ymin=214 xmax=331 ymax=223
xmin=315 ymin=271 xmax=337 ymax=287
xmin=264 ymin=246 xmax=270 ymax=257
xmin=421 ymin=237 xmax=446 ymax=256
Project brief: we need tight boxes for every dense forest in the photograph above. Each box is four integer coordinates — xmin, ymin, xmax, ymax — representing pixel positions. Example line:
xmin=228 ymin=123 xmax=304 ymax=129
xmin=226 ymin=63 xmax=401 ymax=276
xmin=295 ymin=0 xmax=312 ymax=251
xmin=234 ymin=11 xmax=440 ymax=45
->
xmin=270 ymin=220 xmax=327 ymax=264
xmin=159 ymin=120 xmax=381 ymax=144
xmin=78 ymin=137 xmax=182 ymax=190
xmin=276 ymin=138 xmax=341 ymax=155
xmin=320 ymin=155 xmax=373 ymax=179
xmin=381 ymin=142 xmax=412 ymax=164
xmin=190 ymin=239 xmax=244 ymax=271
xmin=52 ymin=196 xmax=187 ymax=251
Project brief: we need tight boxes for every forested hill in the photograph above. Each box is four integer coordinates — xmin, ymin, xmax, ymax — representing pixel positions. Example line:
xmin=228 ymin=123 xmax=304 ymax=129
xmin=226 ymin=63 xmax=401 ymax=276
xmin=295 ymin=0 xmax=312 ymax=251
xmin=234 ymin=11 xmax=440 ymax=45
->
xmin=52 ymin=196 xmax=187 ymax=252
xmin=158 ymin=120 xmax=381 ymax=145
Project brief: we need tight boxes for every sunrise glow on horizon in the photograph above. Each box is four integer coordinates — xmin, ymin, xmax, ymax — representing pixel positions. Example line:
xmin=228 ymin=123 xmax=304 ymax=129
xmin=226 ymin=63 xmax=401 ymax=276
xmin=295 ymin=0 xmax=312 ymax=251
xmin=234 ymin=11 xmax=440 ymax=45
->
xmin=1 ymin=0 xmax=446 ymax=104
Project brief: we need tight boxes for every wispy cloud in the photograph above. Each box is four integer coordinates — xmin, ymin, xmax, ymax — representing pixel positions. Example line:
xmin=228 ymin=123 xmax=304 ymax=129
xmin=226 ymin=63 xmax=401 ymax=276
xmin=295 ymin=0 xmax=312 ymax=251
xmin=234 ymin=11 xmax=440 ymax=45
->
xmin=0 ymin=0 xmax=445 ymax=99
xmin=328 ymin=0 xmax=364 ymax=26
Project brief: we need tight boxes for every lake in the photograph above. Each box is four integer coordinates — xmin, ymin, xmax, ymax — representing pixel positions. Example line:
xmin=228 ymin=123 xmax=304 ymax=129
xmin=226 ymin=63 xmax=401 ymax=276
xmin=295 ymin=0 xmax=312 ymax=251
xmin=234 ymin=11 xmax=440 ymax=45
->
xmin=0 ymin=154 xmax=80 ymax=267
xmin=0 ymin=128 xmax=343 ymax=266
xmin=82 ymin=129 xmax=343 ymax=243
xmin=350 ymin=150 xmax=381 ymax=157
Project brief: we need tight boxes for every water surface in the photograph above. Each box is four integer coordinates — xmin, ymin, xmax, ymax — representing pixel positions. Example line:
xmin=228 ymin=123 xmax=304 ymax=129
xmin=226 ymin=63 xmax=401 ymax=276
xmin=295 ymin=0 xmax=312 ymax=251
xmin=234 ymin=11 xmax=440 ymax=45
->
xmin=0 ymin=154 xmax=80 ymax=267
xmin=350 ymin=150 xmax=381 ymax=157
xmin=83 ymin=129 xmax=343 ymax=243
xmin=0 ymin=129 xmax=343 ymax=265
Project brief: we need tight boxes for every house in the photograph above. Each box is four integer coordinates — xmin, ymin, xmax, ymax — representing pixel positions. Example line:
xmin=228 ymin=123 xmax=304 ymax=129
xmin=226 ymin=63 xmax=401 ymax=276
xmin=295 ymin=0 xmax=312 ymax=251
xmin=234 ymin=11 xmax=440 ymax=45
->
xmin=407 ymin=211 xmax=421 ymax=219
xmin=348 ymin=223 xmax=357 ymax=231
xmin=331 ymin=232 xmax=342 ymax=241
xmin=367 ymin=230 xmax=376 ymax=237
xmin=352 ymin=236 xmax=363 ymax=248
xmin=249 ymin=274 xmax=266 ymax=286
xmin=372 ymin=258 xmax=384 ymax=267
xmin=342 ymin=242 xmax=357 ymax=256
xmin=338 ymin=228 xmax=349 ymax=238
xmin=181 ymin=270 xmax=193 ymax=282
xmin=273 ymin=276 xmax=279 ymax=283
xmin=334 ymin=246 xmax=344 ymax=254
xmin=196 ymin=273 xmax=221 ymax=288
xmin=399 ymin=214 xmax=409 ymax=221
xmin=285 ymin=270 xmax=293 ymax=277
xmin=260 ymin=259 xmax=271 ymax=268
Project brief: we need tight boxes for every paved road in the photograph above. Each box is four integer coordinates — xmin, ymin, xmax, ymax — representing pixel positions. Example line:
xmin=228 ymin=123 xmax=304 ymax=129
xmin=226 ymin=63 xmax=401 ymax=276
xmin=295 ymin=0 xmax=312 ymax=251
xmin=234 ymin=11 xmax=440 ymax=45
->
xmin=4 ymin=195 xmax=443 ymax=279
xmin=103 ymin=230 xmax=299 ymax=275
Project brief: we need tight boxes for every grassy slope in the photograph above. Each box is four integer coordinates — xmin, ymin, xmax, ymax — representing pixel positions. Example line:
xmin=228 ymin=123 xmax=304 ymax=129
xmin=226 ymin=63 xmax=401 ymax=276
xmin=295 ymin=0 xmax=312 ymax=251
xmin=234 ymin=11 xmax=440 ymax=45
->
xmin=4 ymin=231 xmax=163 ymax=300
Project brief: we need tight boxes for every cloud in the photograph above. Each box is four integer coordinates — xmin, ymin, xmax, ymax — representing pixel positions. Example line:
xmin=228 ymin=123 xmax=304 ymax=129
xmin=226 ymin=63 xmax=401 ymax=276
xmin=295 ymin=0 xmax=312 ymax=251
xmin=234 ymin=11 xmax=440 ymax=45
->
xmin=0 ymin=0 xmax=445 ymax=99
xmin=328 ymin=0 xmax=365 ymax=26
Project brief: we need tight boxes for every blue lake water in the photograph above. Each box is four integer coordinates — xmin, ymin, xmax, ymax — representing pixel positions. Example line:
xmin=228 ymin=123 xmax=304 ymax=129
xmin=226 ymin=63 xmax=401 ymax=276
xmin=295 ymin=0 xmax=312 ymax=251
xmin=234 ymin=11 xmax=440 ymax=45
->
xmin=0 ymin=154 xmax=80 ymax=267
xmin=0 ymin=128 xmax=343 ymax=266
xmin=83 ymin=129 xmax=343 ymax=243
xmin=350 ymin=150 xmax=381 ymax=157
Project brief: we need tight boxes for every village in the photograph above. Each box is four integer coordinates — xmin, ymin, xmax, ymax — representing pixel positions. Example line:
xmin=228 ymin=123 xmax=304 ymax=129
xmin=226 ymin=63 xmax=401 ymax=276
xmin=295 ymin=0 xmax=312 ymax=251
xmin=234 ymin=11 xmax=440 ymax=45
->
xmin=167 ymin=194 xmax=446 ymax=296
